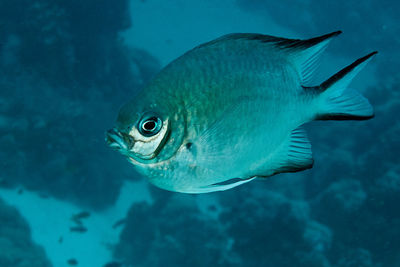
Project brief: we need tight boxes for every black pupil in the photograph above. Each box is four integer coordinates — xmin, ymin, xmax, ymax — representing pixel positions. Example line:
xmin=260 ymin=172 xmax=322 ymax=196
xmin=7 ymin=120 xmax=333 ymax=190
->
xmin=143 ymin=119 xmax=157 ymax=132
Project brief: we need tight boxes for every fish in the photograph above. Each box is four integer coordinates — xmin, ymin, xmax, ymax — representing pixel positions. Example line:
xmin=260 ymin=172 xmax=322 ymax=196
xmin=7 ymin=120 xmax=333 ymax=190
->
xmin=103 ymin=261 xmax=123 ymax=267
xmin=67 ymin=258 xmax=78 ymax=266
xmin=70 ymin=211 xmax=90 ymax=226
xmin=70 ymin=225 xmax=88 ymax=233
xmin=112 ymin=218 xmax=126 ymax=229
xmin=71 ymin=211 xmax=91 ymax=221
xmin=106 ymin=31 xmax=377 ymax=193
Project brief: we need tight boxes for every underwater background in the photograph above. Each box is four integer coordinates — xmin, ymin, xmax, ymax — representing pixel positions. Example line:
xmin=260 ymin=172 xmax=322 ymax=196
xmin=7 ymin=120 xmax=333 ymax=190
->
xmin=0 ymin=0 xmax=399 ymax=266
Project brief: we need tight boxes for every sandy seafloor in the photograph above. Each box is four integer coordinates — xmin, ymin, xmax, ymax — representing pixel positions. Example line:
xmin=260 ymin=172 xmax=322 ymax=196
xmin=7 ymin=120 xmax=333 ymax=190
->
xmin=0 ymin=181 xmax=151 ymax=266
xmin=0 ymin=0 xmax=398 ymax=266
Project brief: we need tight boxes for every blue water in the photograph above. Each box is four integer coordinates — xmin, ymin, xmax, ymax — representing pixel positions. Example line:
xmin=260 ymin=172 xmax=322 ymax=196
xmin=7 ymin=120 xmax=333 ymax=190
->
xmin=0 ymin=0 xmax=398 ymax=266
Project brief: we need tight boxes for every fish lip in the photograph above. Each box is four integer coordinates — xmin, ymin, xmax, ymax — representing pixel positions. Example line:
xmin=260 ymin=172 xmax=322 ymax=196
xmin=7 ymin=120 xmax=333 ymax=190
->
xmin=105 ymin=127 xmax=155 ymax=162
xmin=106 ymin=128 xmax=130 ymax=150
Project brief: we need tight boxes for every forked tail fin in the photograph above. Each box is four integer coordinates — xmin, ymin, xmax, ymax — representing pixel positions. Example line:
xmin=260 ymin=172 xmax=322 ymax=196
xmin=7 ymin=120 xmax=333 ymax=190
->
xmin=316 ymin=51 xmax=377 ymax=120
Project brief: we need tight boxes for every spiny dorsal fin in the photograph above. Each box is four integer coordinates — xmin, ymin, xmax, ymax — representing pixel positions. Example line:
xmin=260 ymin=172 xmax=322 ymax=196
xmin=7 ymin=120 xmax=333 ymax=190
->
xmin=199 ymin=31 xmax=341 ymax=85
xmin=208 ymin=31 xmax=341 ymax=50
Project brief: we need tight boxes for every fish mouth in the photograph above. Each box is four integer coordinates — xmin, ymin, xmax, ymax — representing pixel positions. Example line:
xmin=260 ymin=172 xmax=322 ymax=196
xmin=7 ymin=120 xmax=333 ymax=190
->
xmin=106 ymin=121 xmax=170 ymax=163
xmin=105 ymin=128 xmax=132 ymax=151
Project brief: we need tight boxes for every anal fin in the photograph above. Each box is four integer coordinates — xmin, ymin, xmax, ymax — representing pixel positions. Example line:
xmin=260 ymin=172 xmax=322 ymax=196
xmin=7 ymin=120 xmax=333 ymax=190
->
xmin=274 ymin=127 xmax=314 ymax=174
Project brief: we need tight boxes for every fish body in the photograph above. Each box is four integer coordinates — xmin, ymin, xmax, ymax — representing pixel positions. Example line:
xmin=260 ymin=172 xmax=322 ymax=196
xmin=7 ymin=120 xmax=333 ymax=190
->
xmin=107 ymin=31 xmax=376 ymax=193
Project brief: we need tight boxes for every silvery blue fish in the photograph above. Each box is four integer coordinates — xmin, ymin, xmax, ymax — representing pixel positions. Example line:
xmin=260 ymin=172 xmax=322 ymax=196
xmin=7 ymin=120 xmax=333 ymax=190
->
xmin=106 ymin=31 xmax=377 ymax=193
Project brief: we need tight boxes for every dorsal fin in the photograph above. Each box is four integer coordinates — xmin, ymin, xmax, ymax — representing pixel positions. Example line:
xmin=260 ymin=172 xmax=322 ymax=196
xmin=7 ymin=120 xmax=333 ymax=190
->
xmin=204 ymin=31 xmax=340 ymax=49
xmin=290 ymin=31 xmax=342 ymax=85
xmin=249 ymin=31 xmax=342 ymax=85
xmin=199 ymin=31 xmax=342 ymax=85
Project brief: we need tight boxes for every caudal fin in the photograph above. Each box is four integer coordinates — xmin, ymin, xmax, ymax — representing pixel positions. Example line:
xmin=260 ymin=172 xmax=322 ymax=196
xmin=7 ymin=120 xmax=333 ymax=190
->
xmin=316 ymin=51 xmax=377 ymax=120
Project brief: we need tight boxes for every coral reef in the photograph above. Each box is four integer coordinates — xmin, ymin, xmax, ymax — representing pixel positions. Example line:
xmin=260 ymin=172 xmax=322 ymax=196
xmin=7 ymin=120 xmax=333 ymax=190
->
xmin=0 ymin=0 xmax=160 ymax=209
xmin=0 ymin=197 xmax=51 ymax=267
xmin=116 ymin=186 xmax=334 ymax=267
xmin=115 ymin=193 xmax=237 ymax=267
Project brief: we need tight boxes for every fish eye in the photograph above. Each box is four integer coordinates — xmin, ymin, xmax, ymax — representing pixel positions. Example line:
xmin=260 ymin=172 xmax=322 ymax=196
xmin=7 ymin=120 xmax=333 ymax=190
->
xmin=138 ymin=113 xmax=162 ymax=137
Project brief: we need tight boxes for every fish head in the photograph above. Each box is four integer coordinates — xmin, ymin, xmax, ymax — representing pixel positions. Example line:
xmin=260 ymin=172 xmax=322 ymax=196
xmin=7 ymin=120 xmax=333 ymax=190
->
xmin=106 ymin=110 xmax=169 ymax=162
xmin=106 ymin=88 xmax=186 ymax=171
